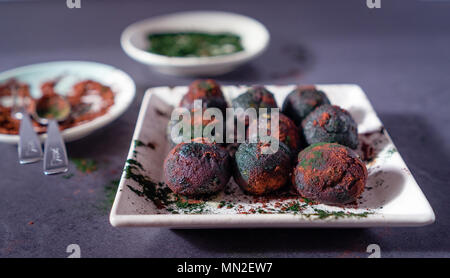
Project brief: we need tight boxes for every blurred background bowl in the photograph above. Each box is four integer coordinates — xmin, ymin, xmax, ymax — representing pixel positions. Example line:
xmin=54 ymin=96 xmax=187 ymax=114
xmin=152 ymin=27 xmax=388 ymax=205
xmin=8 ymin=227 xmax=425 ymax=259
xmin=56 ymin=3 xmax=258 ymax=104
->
xmin=120 ymin=11 xmax=270 ymax=76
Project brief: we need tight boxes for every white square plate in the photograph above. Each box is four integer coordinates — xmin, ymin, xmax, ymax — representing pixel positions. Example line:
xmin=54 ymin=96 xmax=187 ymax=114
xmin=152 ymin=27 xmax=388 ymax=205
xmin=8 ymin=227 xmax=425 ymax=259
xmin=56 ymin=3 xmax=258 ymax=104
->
xmin=110 ymin=84 xmax=435 ymax=228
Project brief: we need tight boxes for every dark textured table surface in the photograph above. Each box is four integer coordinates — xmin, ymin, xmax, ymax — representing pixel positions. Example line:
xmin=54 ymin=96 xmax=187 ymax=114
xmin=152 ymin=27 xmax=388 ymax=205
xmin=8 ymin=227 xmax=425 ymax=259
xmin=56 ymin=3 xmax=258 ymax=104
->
xmin=0 ymin=0 xmax=449 ymax=258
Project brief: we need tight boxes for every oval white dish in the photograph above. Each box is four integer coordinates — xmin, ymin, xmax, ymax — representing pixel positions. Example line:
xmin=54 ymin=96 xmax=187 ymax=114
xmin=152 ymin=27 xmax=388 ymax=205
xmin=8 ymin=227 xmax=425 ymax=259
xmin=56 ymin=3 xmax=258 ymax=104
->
xmin=121 ymin=11 xmax=270 ymax=76
xmin=0 ymin=61 xmax=136 ymax=144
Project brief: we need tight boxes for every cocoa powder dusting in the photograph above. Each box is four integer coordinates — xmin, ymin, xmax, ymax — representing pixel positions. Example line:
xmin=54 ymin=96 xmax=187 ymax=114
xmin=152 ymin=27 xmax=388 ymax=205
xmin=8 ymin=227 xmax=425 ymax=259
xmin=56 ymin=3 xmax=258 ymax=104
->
xmin=0 ymin=79 xmax=115 ymax=135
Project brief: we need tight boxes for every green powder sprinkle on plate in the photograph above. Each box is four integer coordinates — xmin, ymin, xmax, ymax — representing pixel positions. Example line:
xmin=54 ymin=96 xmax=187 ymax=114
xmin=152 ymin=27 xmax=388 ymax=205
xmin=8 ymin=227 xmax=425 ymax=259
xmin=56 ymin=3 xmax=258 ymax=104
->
xmin=71 ymin=158 xmax=98 ymax=173
xmin=62 ymin=173 xmax=74 ymax=179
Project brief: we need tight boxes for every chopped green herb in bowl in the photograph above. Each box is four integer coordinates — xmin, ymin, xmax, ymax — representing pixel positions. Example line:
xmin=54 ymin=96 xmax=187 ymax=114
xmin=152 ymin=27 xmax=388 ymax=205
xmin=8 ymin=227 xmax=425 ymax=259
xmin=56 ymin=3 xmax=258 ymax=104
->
xmin=147 ymin=32 xmax=244 ymax=57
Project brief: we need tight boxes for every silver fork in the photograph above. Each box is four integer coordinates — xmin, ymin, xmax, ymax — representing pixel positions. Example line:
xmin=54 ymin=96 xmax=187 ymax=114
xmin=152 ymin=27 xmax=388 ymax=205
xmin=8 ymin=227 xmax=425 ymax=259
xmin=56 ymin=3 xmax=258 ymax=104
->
xmin=11 ymin=84 xmax=43 ymax=164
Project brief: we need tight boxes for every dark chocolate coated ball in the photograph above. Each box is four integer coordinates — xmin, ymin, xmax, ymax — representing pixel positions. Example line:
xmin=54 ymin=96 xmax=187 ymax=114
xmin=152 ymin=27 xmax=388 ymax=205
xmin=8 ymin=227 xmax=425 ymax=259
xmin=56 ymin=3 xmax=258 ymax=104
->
xmin=232 ymin=86 xmax=278 ymax=112
xmin=302 ymin=104 xmax=358 ymax=149
xmin=282 ymin=86 xmax=330 ymax=126
xmin=164 ymin=140 xmax=232 ymax=196
xmin=234 ymin=140 xmax=292 ymax=195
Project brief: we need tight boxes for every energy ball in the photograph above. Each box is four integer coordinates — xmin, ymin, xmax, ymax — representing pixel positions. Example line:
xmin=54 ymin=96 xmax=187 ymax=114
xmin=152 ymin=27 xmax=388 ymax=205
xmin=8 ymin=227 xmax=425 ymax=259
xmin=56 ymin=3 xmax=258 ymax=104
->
xmin=164 ymin=140 xmax=232 ymax=196
xmin=282 ymin=86 xmax=330 ymax=126
xmin=293 ymin=142 xmax=367 ymax=205
xmin=248 ymin=113 xmax=302 ymax=156
xmin=234 ymin=141 xmax=292 ymax=195
xmin=179 ymin=79 xmax=228 ymax=113
xmin=166 ymin=108 xmax=223 ymax=148
xmin=232 ymin=86 xmax=278 ymax=112
xmin=302 ymin=104 xmax=359 ymax=149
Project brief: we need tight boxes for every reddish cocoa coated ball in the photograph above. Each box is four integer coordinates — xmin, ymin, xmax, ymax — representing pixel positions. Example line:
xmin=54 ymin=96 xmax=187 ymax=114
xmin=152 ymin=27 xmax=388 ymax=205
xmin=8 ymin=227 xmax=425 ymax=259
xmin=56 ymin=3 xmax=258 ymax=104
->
xmin=248 ymin=113 xmax=303 ymax=157
xmin=179 ymin=79 xmax=228 ymax=113
xmin=166 ymin=107 xmax=224 ymax=148
xmin=293 ymin=142 xmax=367 ymax=205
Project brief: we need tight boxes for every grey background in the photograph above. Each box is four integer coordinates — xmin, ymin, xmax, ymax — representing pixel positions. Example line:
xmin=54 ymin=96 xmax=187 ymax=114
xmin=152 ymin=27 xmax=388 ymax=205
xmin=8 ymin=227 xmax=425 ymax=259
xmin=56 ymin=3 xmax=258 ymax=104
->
xmin=0 ymin=0 xmax=449 ymax=258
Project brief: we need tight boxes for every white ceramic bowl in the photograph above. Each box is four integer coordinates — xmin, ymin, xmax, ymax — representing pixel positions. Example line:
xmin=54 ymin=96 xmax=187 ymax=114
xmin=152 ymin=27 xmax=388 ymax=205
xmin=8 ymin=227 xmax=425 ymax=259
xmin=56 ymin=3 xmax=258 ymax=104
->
xmin=120 ymin=11 xmax=270 ymax=76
